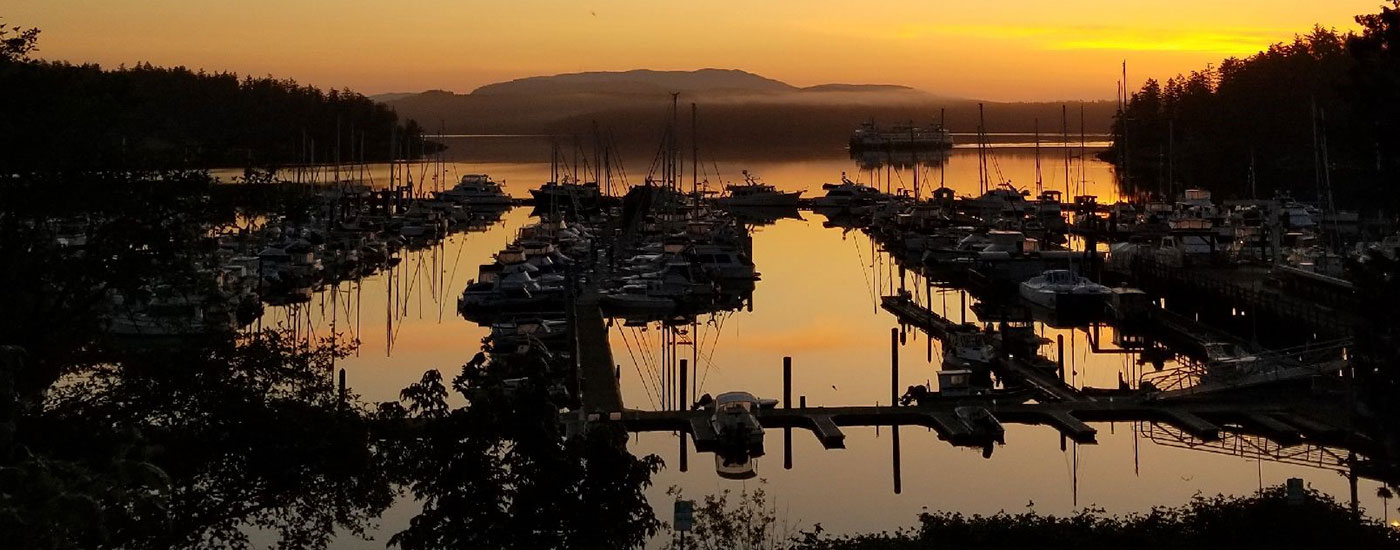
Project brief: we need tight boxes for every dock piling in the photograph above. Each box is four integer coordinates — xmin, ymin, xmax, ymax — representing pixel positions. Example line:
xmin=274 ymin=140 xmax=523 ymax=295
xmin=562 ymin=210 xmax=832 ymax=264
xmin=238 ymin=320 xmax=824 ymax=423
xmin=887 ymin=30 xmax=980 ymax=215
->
xmin=891 ymin=328 xmax=899 ymax=406
xmin=784 ymin=356 xmax=793 ymax=470
xmin=783 ymin=356 xmax=792 ymax=408
xmin=1057 ymin=334 xmax=1065 ymax=379
xmin=892 ymin=425 xmax=902 ymax=494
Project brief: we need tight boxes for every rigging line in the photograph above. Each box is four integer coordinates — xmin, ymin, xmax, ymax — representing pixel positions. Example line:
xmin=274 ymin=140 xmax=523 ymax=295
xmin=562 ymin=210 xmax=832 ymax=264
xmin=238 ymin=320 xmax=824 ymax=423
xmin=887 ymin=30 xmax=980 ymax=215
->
xmin=989 ymin=146 xmax=1009 ymax=189
xmin=607 ymin=132 xmax=631 ymax=188
xmin=645 ymin=128 xmax=669 ymax=181
xmin=631 ymin=324 xmax=658 ymax=377
xmin=446 ymin=232 xmax=468 ymax=295
xmin=401 ymin=251 xmax=426 ymax=317
xmin=696 ymin=310 xmax=731 ymax=394
xmin=629 ymin=326 xmax=664 ymax=397
xmin=694 ymin=314 xmax=723 ymax=389
xmin=852 ymin=235 xmax=878 ymax=306
xmin=618 ymin=325 xmax=659 ymax=410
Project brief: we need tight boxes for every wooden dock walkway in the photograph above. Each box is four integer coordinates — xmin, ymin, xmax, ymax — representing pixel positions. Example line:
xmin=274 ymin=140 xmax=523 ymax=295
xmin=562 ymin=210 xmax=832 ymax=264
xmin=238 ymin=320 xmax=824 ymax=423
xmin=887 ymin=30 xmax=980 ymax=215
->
xmin=575 ymin=389 xmax=1356 ymax=452
xmin=1129 ymin=257 xmax=1356 ymax=338
xmin=575 ymin=288 xmax=623 ymax=413
xmin=882 ymin=293 xmax=1087 ymax=402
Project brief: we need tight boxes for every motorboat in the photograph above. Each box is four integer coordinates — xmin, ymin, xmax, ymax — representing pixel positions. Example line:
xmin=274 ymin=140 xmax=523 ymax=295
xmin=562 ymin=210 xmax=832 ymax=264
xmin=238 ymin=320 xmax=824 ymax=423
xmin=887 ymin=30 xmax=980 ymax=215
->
xmin=810 ymin=176 xmax=883 ymax=208
xmin=438 ymin=174 xmax=513 ymax=206
xmin=688 ymin=244 xmax=758 ymax=281
xmin=530 ymin=178 xmax=601 ymax=209
xmin=964 ymin=184 xmax=1032 ymax=218
xmin=942 ymin=327 xmax=996 ymax=370
xmin=709 ymin=392 xmax=777 ymax=472
xmin=599 ymin=284 xmax=678 ymax=315
xmin=717 ymin=172 xmax=803 ymax=207
xmin=1019 ymin=269 xmax=1111 ymax=313
xmin=954 ymin=406 xmax=1006 ymax=454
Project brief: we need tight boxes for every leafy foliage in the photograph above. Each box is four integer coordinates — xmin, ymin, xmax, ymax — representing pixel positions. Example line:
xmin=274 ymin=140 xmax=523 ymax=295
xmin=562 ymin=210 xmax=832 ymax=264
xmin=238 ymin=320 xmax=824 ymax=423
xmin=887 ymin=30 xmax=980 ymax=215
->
xmin=2 ymin=331 xmax=395 ymax=550
xmin=0 ymin=18 xmax=39 ymax=62
xmin=382 ymin=364 xmax=664 ymax=550
xmin=662 ymin=480 xmax=796 ymax=550
xmin=792 ymin=485 xmax=1400 ymax=550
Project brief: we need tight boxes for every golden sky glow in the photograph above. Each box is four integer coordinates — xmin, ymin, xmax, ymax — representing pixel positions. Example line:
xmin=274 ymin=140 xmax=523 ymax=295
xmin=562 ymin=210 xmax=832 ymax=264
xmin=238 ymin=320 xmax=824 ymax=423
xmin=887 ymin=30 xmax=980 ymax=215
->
xmin=7 ymin=0 xmax=1379 ymax=101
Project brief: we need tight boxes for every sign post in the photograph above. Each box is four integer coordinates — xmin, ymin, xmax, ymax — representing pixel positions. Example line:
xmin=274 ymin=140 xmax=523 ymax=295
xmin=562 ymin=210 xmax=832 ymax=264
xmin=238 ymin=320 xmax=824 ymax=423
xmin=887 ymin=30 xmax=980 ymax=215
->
xmin=674 ymin=499 xmax=695 ymax=549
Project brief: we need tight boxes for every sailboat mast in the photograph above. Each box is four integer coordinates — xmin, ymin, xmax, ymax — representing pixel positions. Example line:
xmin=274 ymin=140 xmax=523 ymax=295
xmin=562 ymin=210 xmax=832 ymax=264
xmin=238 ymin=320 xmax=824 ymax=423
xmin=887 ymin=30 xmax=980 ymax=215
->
xmin=977 ymin=103 xmax=987 ymax=194
xmin=1079 ymin=104 xmax=1086 ymax=197
xmin=592 ymin=119 xmax=601 ymax=187
xmin=911 ymin=122 xmax=918 ymax=199
xmin=1034 ymin=118 xmax=1042 ymax=194
xmin=940 ymin=108 xmax=946 ymax=189
xmin=1062 ymin=105 xmax=1069 ymax=198
xmin=670 ymin=92 xmax=679 ymax=192
xmin=1123 ymin=61 xmax=1130 ymax=188
xmin=692 ymin=102 xmax=698 ymax=199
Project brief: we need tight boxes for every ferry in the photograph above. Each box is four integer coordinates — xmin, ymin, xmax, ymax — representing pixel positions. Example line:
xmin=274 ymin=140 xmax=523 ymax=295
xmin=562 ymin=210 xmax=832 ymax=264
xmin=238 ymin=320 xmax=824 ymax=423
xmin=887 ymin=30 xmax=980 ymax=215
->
xmin=849 ymin=120 xmax=953 ymax=152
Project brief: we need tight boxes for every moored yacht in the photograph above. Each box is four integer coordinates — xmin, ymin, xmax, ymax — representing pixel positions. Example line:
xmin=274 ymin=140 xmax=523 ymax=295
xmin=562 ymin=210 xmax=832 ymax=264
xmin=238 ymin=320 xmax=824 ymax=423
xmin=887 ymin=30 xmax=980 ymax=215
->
xmin=1018 ymin=269 xmax=1111 ymax=314
xmin=438 ymin=174 xmax=513 ymax=206
xmin=531 ymin=178 xmax=601 ymax=209
xmin=811 ymin=175 xmax=883 ymax=208
xmin=717 ymin=171 xmax=803 ymax=207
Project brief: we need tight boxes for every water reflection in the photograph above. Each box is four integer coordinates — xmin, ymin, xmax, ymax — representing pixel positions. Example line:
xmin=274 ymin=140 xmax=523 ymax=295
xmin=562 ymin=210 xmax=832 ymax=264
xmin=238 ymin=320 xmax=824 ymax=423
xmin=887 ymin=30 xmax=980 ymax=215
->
xmin=5 ymin=140 xmax=1395 ymax=548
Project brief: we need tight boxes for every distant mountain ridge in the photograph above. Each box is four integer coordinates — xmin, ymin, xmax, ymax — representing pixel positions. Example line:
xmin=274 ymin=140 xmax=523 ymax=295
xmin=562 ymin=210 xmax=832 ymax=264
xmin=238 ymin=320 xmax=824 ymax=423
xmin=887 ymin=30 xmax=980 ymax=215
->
xmin=369 ymin=68 xmax=1114 ymax=151
xmin=469 ymin=68 xmax=798 ymax=96
xmin=371 ymin=69 xmax=929 ymax=101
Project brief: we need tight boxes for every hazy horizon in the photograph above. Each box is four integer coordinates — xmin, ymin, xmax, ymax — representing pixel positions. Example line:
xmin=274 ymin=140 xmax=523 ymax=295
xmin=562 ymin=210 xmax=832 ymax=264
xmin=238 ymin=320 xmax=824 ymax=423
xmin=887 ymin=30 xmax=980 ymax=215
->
xmin=6 ymin=1 xmax=1379 ymax=102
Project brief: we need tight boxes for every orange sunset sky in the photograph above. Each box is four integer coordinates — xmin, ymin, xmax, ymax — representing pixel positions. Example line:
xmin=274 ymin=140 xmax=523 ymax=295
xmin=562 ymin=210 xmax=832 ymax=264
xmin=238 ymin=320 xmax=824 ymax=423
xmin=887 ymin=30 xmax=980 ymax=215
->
xmin=7 ymin=0 xmax=1383 ymax=101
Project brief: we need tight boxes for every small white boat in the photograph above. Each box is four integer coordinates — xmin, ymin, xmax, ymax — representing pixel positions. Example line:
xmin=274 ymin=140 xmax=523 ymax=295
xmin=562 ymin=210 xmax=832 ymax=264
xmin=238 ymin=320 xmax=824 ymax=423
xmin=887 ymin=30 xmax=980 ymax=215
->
xmin=438 ymin=174 xmax=513 ymax=206
xmin=942 ymin=328 xmax=996 ymax=370
xmin=810 ymin=176 xmax=882 ymax=208
xmin=717 ymin=172 xmax=803 ymax=207
xmin=599 ymin=284 xmax=677 ymax=314
xmin=1019 ymin=269 xmax=1111 ymax=312
xmin=708 ymin=391 xmax=776 ymax=469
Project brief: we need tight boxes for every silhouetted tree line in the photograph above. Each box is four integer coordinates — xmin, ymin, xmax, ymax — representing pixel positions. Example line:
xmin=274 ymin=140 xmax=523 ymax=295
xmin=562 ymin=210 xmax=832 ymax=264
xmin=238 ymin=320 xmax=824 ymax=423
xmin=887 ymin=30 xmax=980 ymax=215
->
xmin=1110 ymin=3 xmax=1400 ymax=214
xmin=789 ymin=485 xmax=1400 ymax=549
xmin=0 ymin=23 xmax=433 ymax=172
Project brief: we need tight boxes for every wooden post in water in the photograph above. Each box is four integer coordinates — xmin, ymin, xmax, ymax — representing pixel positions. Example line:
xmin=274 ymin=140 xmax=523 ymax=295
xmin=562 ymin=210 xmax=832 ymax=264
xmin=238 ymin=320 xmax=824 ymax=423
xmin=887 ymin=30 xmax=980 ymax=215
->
xmin=1057 ymin=334 xmax=1066 ymax=379
xmin=680 ymin=427 xmax=689 ymax=472
xmin=679 ymin=355 xmax=689 ymax=472
xmin=784 ymin=356 xmax=793 ymax=470
xmin=783 ymin=357 xmax=793 ymax=407
xmin=892 ymin=424 xmax=902 ymax=494
xmin=891 ymin=328 xmax=900 ymax=406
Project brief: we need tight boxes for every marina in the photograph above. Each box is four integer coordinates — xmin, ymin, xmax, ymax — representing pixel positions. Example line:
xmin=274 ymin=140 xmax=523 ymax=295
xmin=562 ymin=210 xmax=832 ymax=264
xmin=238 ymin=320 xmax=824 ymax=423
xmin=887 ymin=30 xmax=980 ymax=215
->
xmin=242 ymin=132 xmax=1398 ymax=540
xmin=10 ymin=3 xmax=1400 ymax=546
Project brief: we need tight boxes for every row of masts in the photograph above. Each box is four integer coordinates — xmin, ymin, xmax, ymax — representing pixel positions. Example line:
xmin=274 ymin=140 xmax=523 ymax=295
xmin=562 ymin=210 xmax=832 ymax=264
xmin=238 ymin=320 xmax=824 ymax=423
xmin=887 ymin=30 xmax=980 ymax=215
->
xmin=978 ymin=103 xmax=1092 ymax=198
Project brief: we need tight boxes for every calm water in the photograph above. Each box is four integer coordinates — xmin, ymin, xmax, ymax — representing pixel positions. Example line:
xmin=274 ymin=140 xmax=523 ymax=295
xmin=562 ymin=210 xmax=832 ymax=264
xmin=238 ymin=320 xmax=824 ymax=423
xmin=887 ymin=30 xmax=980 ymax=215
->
xmin=244 ymin=136 xmax=1378 ymax=547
